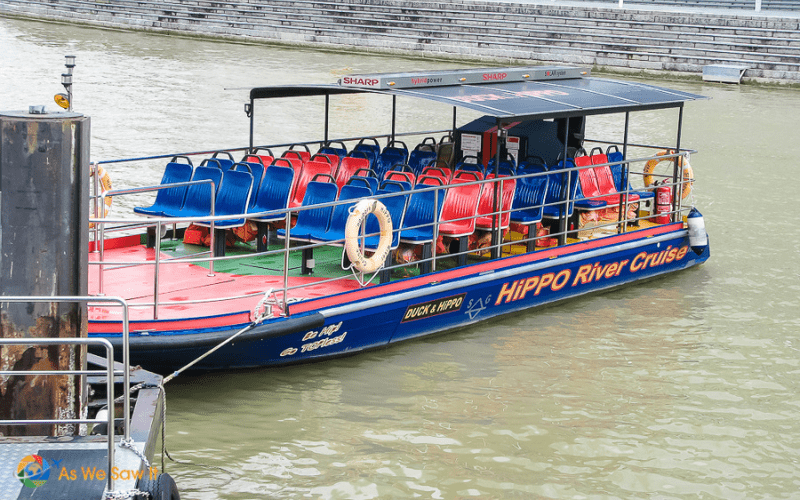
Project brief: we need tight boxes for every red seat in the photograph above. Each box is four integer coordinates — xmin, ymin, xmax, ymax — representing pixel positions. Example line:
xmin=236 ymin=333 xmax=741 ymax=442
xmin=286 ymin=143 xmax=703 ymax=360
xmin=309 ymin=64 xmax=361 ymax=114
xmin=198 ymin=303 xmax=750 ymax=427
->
xmin=279 ymin=153 xmax=304 ymax=171
xmin=453 ymin=169 xmax=484 ymax=181
xmin=385 ymin=170 xmax=416 ymax=186
xmin=421 ymin=166 xmax=451 ymax=183
xmin=270 ymin=158 xmax=304 ymax=206
xmin=439 ymin=178 xmax=482 ymax=238
xmin=243 ymin=147 xmax=274 ymax=168
xmin=591 ymin=153 xmax=639 ymax=203
xmin=288 ymin=160 xmax=333 ymax=208
xmin=334 ymin=156 xmax=369 ymax=189
xmin=575 ymin=154 xmax=603 ymax=201
xmin=244 ymin=154 xmax=273 ymax=168
xmin=284 ymin=146 xmax=310 ymax=163
xmin=314 ymin=153 xmax=340 ymax=172
xmin=475 ymin=174 xmax=517 ymax=230
xmin=417 ymin=174 xmax=446 ymax=187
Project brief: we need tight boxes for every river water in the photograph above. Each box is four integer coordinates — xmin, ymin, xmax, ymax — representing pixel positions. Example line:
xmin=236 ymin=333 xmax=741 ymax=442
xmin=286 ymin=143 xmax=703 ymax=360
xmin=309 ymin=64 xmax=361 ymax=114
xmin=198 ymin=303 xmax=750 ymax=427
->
xmin=2 ymin=16 xmax=800 ymax=500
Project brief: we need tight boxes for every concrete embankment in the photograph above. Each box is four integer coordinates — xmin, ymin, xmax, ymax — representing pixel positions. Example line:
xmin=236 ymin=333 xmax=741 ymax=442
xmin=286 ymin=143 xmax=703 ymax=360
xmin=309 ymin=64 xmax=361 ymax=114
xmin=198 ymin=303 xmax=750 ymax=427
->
xmin=2 ymin=0 xmax=799 ymax=83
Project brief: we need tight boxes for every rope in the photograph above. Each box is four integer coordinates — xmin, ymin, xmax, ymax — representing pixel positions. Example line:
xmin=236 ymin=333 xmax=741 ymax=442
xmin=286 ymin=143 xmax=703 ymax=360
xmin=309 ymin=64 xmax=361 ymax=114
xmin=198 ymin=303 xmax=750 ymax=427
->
xmin=114 ymin=382 xmax=147 ymax=404
xmin=155 ymin=383 xmax=236 ymax=481
xmin=160 ymin=286 xmax=288 ymax=385
xmin=161 ymin=322 xmax=256 ymax=385
xmin=107 ymin=289 xmax=280 ymax=493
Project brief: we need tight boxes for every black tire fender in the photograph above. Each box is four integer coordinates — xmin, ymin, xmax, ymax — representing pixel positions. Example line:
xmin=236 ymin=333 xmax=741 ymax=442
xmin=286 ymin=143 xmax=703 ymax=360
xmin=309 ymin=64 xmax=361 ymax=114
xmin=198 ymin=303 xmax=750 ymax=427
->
xmin=137 ymin=471 xmax=180 ymax=500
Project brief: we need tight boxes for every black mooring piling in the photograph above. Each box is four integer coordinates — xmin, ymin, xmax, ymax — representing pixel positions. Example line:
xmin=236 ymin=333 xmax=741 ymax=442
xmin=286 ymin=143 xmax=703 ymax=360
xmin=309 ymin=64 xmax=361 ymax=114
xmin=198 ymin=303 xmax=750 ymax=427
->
xmin=0 ymin=109 xmax=90 ymax=436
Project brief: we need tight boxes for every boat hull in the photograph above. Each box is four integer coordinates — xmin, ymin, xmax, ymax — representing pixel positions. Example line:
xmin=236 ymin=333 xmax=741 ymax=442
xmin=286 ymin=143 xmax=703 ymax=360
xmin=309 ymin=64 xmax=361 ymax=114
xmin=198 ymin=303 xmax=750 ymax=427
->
xmin=91 ymin=224 xmax=708 ymax=373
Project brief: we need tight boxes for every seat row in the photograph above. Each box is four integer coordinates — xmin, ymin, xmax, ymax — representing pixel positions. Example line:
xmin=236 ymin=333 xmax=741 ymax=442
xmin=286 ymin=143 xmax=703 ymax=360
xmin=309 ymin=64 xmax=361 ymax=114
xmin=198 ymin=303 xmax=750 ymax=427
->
xmin=131 ymin=144 xmax=646 ymax=269
xmin=278 ymin=171 xmax=514 ymax=276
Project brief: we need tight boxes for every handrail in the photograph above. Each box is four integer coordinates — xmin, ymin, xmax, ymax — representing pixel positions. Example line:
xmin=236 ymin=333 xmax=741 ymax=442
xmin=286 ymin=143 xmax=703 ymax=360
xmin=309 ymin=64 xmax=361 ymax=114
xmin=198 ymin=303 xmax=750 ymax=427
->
xmin=86 ymin=148 xmax=693 ymax=321
xmin=96 ymin=179 xmax=216 ymax=306
xmin=0 ymin=295 xmax=132 ymax=494
xmin=92 ymin=129 xmax=450 ymax=165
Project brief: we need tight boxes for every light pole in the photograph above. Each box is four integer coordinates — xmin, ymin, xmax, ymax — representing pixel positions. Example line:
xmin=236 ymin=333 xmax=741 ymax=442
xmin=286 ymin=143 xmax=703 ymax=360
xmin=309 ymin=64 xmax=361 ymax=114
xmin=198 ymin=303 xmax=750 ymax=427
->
xmin=56 ymin=55 xmax=76 ymax=111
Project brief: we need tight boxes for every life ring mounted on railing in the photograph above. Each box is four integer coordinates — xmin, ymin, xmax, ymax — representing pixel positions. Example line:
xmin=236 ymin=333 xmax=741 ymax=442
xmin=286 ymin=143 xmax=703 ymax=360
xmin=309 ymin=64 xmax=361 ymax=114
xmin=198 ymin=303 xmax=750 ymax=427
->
xmin=344 ymin=199 xmax=393 ymax=275
xmin=89 ymin=164 xmax=113 ymax=228
xmin=643 ymin=150 xmax=693 ymax=199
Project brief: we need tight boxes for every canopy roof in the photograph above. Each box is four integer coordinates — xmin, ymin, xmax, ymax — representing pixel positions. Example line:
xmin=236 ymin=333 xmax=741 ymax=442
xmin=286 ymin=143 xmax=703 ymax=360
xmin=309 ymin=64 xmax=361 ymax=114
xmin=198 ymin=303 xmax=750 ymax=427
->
xmin=249 ymin=66 xmax=705 ymax=123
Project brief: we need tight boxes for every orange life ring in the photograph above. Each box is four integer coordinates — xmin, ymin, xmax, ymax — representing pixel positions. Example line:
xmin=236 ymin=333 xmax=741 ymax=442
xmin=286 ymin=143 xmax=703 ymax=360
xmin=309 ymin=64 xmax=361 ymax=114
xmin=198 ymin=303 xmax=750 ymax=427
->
xmin=643 ymin=150 xmax=693 ymax=199
xmin=89 ymin=165 xmax=112 ymax=227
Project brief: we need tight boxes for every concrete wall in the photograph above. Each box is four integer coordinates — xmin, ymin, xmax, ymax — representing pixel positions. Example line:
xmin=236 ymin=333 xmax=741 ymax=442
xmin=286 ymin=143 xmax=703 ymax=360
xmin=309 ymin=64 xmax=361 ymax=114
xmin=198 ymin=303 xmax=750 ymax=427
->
xmin=2 ymin=0 xmax=799 ymax=83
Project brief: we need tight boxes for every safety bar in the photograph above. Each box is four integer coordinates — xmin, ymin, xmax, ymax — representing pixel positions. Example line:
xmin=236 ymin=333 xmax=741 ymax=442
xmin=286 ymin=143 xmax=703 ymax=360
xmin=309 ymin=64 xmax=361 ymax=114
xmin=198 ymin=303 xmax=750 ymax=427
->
xmin=92 ymin=129 xmax=450 ymax=165
xmin=0 ymin=295 xmax=132 ymax=493
xmin=93 ymin=179 xmax=217 ymax=306
xmin=86 ymin=149 xmax=693 ymax=320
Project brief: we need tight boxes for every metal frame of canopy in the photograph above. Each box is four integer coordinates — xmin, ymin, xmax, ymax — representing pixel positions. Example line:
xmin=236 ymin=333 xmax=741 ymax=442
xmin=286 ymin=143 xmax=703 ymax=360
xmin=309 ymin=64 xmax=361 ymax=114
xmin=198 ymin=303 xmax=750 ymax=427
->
xmin=244 ymin=66 xmax=705 ymax=252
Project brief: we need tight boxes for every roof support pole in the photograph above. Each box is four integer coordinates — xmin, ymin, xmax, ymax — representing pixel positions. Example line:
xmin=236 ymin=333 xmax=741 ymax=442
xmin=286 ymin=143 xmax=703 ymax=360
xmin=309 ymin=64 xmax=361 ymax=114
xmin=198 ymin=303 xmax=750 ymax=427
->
xmin=557 ymin=117 xmax=571 ymax=246
xmin=391 ymin=95 xmax=397 ymax=144
xmin=248 ymin=97 xmax=254 ymax=151
xmin=490 ymin=121 xmax=504 ymax=259
xmin=618 ymin=112 xmax=631 ymax=233
xmin=324 ymin=94 xmax=330 ymax=145
xmin=672 ymin=105 xmax=684 ymax=223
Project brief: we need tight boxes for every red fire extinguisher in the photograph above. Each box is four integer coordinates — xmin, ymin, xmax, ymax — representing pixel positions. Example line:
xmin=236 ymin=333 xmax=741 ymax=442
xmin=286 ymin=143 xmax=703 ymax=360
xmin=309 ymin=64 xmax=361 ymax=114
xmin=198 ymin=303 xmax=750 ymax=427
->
xmin=654 ymin=180 xmax=672 ymax=224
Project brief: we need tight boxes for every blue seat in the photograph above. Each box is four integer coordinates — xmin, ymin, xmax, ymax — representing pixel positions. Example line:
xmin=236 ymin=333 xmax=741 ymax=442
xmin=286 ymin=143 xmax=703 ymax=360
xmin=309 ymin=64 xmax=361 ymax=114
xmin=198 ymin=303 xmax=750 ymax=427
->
xmin=408 ymin=146 xmax=438 ymax=176
xmin=399 ymin=186 xmax=446 ymax=244
xmin=454 ymin=156 xmax=485 ymax=177
xmin=379 ymin=179 xmax=412 ymax=192
xmin=277 ymin=181 xmax=339 ymax=241
xmin=542 ymin=160 xmax=581 ymax=219
xmin=161 ymin=166 xmax=223 ymax=219
xmin=197 ymin=169 xmax=254 ymax=229
xmin=511 ymin=167 xmax=550 ymax=226
xmin=248 ymin=165 xmax=295 ymax=222
xmin=607 ymin=146 xmax=655 ymax=201
xmin=247 ymin=165 xmax=296 ymax=252
xmin=233 ymin=162 xmax=264 ymax=209
xmin=518 ymin=156 xmax=547 ymax=173
xmin=133 ymin=161 xmax=193 ymax=217
xmin=318 ymin=141 xmax=347 ymax=161
xmin=360 ymin=190 xmax=408 ymax=251
xmin=511 ymin=169 xmax=550 ymax=252
xmin=487 ymin=155 xmax=516 ymax=176
xmin=210 ymin=151 xmax=235 ymax=171
xmin=312 ymin=184 xmax=374 ymax=244
xmin=347 ymin=174 xmax=378 ymax=194
xmin=399 ymin=183 xmax=445 ymax=274
xmin=376 ymin=142 xmax=409 ymax=179
xmin=352 ymin=138 xmax=381 ymax=169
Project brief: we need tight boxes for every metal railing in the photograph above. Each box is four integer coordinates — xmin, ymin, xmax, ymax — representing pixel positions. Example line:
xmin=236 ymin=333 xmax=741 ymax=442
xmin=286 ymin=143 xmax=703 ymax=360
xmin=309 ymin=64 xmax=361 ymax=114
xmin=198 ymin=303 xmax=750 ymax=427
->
xmin=0 ymin=295 xmax=132 ymax=493
xmin=87 ymin=144 xmax=695 ymax=322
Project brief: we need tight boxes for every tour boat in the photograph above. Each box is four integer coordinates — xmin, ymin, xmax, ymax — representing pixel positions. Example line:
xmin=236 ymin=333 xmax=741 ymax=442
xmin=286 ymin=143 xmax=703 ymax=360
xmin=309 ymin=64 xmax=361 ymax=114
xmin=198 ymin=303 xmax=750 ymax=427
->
xmin=88 ymin=66 xmax=710 ymax=373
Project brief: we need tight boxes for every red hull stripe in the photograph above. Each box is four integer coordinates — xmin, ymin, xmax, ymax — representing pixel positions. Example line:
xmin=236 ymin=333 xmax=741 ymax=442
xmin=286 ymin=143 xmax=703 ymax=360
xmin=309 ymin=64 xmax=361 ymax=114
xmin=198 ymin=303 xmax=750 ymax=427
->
xmin=289 ymin=223 xmax=682 ymax=314
xmin=89 ymin=311 xmax=251 ymax=334
xmin=89 ymin=234 xmax=141 ymax=252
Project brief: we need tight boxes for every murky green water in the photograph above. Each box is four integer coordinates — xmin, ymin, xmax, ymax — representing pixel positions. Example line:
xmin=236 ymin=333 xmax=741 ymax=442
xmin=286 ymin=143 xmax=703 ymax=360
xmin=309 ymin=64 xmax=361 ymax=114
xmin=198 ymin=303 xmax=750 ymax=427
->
xmin=2 ymin=16 xmax=800 ymax=499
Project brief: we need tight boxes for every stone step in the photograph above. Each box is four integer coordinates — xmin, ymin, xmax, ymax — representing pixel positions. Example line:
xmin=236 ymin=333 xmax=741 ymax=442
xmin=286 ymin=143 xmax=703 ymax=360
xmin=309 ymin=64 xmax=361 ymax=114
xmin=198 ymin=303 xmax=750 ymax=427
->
xmin=53 ymin=0 xmax=800 ymax=47
xmin=2 ymin=0 xmax=798 ymax=82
